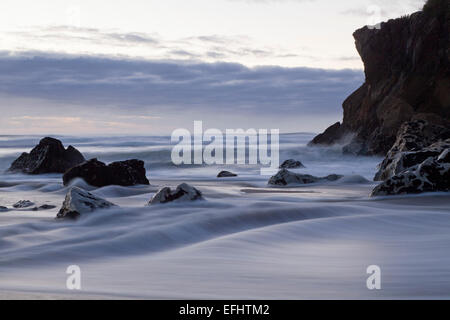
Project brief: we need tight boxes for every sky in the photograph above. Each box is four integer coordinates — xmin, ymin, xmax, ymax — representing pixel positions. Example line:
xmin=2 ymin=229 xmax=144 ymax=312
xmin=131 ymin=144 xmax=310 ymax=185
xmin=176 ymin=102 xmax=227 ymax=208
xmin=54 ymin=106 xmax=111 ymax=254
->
xmin=0 ymin=0 xmax=425 ymax=135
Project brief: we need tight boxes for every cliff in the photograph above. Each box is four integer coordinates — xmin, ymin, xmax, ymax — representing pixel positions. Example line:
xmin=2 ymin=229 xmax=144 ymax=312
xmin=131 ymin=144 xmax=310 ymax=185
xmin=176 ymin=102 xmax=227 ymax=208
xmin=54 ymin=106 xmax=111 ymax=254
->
xmin=310 ymin=1 xmax=450 ymax=155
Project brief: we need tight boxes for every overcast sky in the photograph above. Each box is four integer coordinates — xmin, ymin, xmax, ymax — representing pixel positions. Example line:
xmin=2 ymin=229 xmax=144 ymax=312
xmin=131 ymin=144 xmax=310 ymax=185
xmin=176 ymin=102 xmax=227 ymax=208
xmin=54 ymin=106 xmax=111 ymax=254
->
xmin=0 ymin=0 xmax=425 ymax=135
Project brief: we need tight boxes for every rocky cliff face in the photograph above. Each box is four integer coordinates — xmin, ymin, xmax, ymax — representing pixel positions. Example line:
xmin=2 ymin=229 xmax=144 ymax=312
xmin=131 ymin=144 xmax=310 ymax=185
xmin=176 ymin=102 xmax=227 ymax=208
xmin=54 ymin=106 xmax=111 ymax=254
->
xmin=311 ymin=3 xmax=450 ymax=155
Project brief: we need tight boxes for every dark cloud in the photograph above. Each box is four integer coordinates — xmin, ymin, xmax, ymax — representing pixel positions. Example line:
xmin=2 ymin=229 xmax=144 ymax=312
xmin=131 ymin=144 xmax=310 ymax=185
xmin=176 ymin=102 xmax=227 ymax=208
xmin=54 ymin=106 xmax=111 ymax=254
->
xmin=0 ymin=52 xmax=363 ymax=130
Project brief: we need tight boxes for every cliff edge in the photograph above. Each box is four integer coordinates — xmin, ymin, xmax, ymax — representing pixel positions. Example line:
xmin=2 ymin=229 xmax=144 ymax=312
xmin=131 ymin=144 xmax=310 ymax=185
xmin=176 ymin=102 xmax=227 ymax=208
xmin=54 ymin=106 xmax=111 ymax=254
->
xmin=310 ymin=0 xmax=450 ymax=155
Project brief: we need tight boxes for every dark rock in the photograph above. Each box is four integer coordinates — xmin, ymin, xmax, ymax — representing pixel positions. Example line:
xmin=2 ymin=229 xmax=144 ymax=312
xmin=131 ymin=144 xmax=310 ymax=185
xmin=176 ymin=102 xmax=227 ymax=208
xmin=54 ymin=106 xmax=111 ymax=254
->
xmin=279 ymin=159 xmax=305 ymax=169
xmin=308 ymin=122 xmax=344 ymax=146
xmin=268 ymin=169 xmax=343 ymax=186
xmin=13 ymin=200 xmax=35 ymax=208
xmin=217 ymin=171 xmax=238 ymax=178
xmin=0 ymin=206 xmax=8 ymax=212
xmin=8 ymin=137 xmax=85 ymax=174
xmin=32 ymin=204 xmax=57 ymax=211
xmin=371 ymin=157 xmax=450 ymax=196
xmin=310 ymin=5 xmax=450 ymax=155
xmin=57 ymin=187 xmax=116 ymax=219
xmin=374 ymin=134 xmax=450 ymax=181
xmin=149 ymin=183 xmax=203 ymax=204
xmin=63 ymin=158 xmax=150 ymax=187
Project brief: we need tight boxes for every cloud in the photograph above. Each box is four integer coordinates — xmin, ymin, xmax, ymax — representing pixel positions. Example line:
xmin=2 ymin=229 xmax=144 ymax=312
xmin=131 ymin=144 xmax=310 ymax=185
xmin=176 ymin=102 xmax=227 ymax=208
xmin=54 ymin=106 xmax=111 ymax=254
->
xmin=341 ymin=0 xmax=424 ymax=18
xmin=0 ymin=52 xmax=364 ymax=133
xmin=0 ymin=26 xmax=325 ymax=68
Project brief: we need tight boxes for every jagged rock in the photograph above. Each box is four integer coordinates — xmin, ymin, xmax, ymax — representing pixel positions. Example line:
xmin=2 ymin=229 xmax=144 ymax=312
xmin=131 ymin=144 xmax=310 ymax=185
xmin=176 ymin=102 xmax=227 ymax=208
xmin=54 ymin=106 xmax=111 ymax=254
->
xmin=310 ymin=3 xmax=450 ymax=155
xmin=63 ymin=158 xmax=150 ymax=187
xmin=374 ymin=136 xmax=450 ymax=181
xmin=8 ymin=137 xmax=85 ymax=174
xmin=371 ymin=157 xmax=450 ymax=196
xmin=13 ymin=200 xmax=35 ymax=208
xmin=279 ymin=159 xmax=305 ymax=169
xmin=57 ymin=187 xmax=116 ymax=219
xmin=268 ymin=169 xmax=343 ymax=186
xmin=149 ymin=183 xmax=203 ymax=204
xmin=308 ymin=122 xmax=343 ymax=146
xmin=32 ymin=204 xmax=57 ymax=211
xmin=217 ymin=171 xmax=237 ymax=178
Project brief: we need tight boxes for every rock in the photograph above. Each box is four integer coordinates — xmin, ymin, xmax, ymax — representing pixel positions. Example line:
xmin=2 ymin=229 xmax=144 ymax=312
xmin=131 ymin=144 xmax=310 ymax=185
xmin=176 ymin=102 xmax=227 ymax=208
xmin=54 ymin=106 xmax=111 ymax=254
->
xmin=268 ymin=169 xmax=343 ymax=186
xmin=371 ymin=157 xmax=450 ymax=196
xmin=310 ymin=4 xmax=450 ymax=155
xmin=57 ymin=187 xmax=116 ymax=219
xmin=13 ymin=200 xmax=35 ymax=208
xmin=308 ymin=122 xmax=344 ymax=146
xmin=63 ymin=158 xmax=150 ymax=187
xmin=32 ymin=204 xmax=57 ymax=211
xmin=0 ymin=206 xmax=8 ymax=212
xmin=149 ymin=183 xmax=203 ymax=204
xmin=374 ymin=136 xmax=450 ymax=181
xmin=279 ymin=159 xmax=305 ymax=169
xmin=8 ymin=137 xmax=85 ymax=174
xmin=217 ymin=171 xmax=237 ymax=178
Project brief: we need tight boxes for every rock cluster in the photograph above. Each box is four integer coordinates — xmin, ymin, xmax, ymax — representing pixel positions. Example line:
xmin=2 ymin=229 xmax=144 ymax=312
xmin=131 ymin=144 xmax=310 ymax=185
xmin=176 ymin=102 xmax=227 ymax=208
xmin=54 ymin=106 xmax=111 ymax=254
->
xmin=371 ymin=155 xmax=450 ymax=196
xmin=371 ymin=121 xmax=450 ymax=196
xmin=374 ymin=121 xmax=450 ymax=181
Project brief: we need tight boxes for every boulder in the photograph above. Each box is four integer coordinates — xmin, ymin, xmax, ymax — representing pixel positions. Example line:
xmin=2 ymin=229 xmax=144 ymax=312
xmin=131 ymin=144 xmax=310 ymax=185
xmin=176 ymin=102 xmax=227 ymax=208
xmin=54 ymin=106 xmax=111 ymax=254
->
xmin=13 ymin=200 xmax=35 ymax=208
xmin=371 ymin=157 xmax=450 ymax=196
xmin=310 ymin=4 xmax=450 ymax=155
xmin=268 ymin=169 xmax=343 ymax=186
xmin=63 ymin=158 xmax=150 ymax=187
xmin=374 ymin=135 xmax=450 ymax=181
xmin=149 ymin=183 xmax=203 ymax=204
xmin=8 ymin=137 xmax=85 ymax=174
xmin=217 ymin=171 xmax=238 ymax=178
xmin=279 ymin=159 xmax=305 ymax=169
xmin=56 ymin=187 xmax=116 ymax=219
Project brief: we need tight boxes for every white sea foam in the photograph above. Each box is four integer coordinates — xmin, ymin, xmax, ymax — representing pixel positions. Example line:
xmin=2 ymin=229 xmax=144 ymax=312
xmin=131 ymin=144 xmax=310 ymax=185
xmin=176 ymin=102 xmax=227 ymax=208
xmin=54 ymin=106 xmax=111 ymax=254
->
xmin=0 ymin=133 xmax=449 ymax=299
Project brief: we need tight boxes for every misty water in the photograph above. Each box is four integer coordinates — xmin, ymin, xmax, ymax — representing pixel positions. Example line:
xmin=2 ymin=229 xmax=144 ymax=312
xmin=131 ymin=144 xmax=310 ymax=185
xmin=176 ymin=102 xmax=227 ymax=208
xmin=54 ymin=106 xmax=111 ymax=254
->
xmin=0 ymin=133 xmax=450 ymax=299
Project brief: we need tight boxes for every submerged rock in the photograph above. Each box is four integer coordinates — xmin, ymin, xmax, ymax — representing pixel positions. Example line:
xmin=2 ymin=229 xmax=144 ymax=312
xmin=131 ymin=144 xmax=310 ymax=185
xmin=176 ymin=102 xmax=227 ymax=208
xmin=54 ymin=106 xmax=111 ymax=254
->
xmin=149 ymin=183 xmax=203 ymax=204
xmin=371 ymin=157 xmax=450 ymax=196
xmin=8 ymin=137 xmax=85 ymax=174
xmin=63 ymin=158 xmax=150 ymax=187
xmin=13 ymin=200 xmax=35 ymax=208
xmin=32 ymin=204 xmax=57 ymax=211
xmin=279 ymin=159 xmax=305 ymax=169
xmin=217 ymin=171 xmax=238 ymax=178
xmin=57 ymin=187 xmax=116 ymax=219
xmin=268 ymin=169 xmax=343 ymax=186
